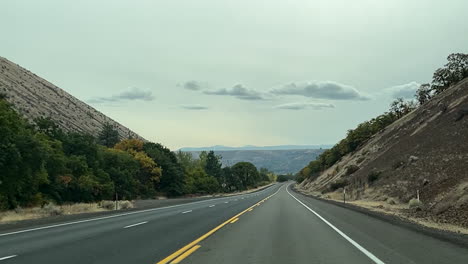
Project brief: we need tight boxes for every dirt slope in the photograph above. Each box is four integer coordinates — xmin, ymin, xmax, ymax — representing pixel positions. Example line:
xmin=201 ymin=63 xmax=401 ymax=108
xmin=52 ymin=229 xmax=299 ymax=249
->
xmin=298 ymin=78 xmax=468 ymax=229
xmin=0 ymin=57 xmax=144 ymax=140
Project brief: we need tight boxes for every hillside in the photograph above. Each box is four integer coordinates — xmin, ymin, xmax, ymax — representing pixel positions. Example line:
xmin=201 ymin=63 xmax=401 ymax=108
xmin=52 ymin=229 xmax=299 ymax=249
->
xmin=297 ymin=78 xmax=468 ymax=229
xmin=0 ymin=57 xmax=143 ymax=140
xmin=189 ymin=149 xmax=325 ymax=174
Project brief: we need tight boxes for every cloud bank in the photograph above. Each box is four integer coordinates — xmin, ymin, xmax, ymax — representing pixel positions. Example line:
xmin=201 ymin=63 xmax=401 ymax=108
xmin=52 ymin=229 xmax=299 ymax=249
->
xmin=386 ymin=81 xmax=420 ymax=99
xmin=204 ymin=84 xmax=264 ymax=100
xmin=88 ymin=88 xmax=154 ymax=104
xmin=271 ymin=81 xmax=369 ymax=101
xmin=180 ymin=81 xmax=205 ymax=91
xmin=274 ymin=102 xmax=335 ymax=110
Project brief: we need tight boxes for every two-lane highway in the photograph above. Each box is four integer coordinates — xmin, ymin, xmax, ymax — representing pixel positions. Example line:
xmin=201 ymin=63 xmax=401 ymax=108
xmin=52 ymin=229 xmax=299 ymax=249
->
xmin=0 ymin=184 xmax=282 ymax=264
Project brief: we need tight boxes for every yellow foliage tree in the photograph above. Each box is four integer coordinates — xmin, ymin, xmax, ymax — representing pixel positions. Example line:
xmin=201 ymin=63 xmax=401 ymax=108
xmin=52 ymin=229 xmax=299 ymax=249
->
xmin=114 ymin=139 xmax=162 ymax=184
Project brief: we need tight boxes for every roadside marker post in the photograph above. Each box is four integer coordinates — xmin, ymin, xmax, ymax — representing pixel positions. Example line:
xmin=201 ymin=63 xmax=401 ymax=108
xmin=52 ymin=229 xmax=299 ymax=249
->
xmin=343 ymin=188 xmax=346 ymax=204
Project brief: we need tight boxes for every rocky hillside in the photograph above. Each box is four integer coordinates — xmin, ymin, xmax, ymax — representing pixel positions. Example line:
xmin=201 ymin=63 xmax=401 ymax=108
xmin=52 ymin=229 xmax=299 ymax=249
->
xmin=0 ymin=57 xmax=143 ymax=140
xmin=189 ymin=149 xmax=325 ymax=174
xmin=298 ymin=78 xmax=468 ymax=229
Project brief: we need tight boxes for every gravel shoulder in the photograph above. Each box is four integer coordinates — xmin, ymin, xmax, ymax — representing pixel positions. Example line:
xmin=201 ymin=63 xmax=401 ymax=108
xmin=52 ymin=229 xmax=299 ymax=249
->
xmin=293 ymin=185 xmax=468 ymax=249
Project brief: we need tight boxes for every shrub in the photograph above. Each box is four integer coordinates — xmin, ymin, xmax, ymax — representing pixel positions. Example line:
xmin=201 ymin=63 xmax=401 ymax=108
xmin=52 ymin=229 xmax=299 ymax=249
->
xmin=119 ymin=200 xmax=133 ymax=209
xmin=345 ymin=165 xmax=360 ymax=176
xmin=408 ymin=198 xmax=422 ymax=209
xmin=392 ymin=160 xmax=404 ymax=169
xmin=329 ymin=179 xmax=348 ymax=191
xmin=43 ymin=203 xmax=63 ymax=216
xmin=368 ymin=170 xmax=382 ymax=184
xmin=101 ymin=200 xmax=116 ymax=210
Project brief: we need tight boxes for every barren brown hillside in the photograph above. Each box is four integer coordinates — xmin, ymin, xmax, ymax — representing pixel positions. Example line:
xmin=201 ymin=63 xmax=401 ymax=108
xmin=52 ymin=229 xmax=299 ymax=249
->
xmin=0 ymin=57 xmax=144 ymax=140
xmin=298 ymin=78 xmax=468 ymax=229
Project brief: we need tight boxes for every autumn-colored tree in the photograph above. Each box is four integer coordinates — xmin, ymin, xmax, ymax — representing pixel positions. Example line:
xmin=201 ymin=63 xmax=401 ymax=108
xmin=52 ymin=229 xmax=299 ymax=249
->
xmin=114 ymin=139 xmax=162 ymax=196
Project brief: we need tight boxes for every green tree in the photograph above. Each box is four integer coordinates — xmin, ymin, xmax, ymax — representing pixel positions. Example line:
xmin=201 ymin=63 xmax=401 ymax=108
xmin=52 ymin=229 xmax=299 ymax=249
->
xmin=144 ymin=143 xmax=185 ymax=196
xmin=204 ymin=151 xmax=223 ymax=181
xmin=98 ymin=122 xmax=120 ymax=147
xmin=231 ymin=162 xmax=259 ymax=190
xmin=0 ymin=99 xmax=49 ymax=209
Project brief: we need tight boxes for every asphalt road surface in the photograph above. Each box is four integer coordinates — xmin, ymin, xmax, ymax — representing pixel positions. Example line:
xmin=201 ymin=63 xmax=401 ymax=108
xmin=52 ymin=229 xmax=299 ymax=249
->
xmin=1 ymin=183 xmax=467 ymax=264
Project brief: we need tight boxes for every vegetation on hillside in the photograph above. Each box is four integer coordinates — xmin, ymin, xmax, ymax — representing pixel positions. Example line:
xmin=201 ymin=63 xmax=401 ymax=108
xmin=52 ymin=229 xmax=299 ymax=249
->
xmin=297 ymin=53 xmax=468 ymax=183
xmin=0 ymin=100 xmax=274 ymax=210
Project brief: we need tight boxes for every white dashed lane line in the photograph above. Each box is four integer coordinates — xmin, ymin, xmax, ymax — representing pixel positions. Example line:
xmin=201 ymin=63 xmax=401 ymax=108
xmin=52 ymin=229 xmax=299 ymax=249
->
xmin=209 ymin=205 xmax=215 ymax=208
xmin=123 ymin=221 xmax=148 ymax=229
xmin=181 ymin=210 xmax=193 ymax=214
xmin=0 ymin=255 xmax=17 ymax=261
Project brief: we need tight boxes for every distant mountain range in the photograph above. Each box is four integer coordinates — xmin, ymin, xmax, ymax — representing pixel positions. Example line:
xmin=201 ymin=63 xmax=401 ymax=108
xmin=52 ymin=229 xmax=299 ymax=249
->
xmin=187 ymin=149 xmax=327 ymax=175
xmin=180 ymin=144 xmax=332 ymax=151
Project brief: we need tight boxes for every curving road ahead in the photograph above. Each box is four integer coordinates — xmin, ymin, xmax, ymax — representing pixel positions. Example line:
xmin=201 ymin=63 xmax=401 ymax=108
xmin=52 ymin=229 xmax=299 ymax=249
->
xmin=0 ymin=183 xmax=467 ymax=264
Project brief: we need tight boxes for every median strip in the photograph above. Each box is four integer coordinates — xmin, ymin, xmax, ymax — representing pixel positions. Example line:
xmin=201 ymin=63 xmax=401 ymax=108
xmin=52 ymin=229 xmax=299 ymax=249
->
xmin=156 ymin=186 xmax=282 ymax=264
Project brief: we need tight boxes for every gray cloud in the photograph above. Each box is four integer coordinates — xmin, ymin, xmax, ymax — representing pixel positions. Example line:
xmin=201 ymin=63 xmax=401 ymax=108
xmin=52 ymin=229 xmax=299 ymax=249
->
xmin=274 ymin=102 xmax=335 ymax=110
xmin=181 ymin=105 xmax=209 ymax=110
xmin=271 ymin=81 xmax=370 ymax=101
xmin=386 ymin=81 xmax=420 ymax=99
xmin=180 ymin=81 xmax=205 ymax=91
xmin=204 ymin=84 xmax=264 ymax=100
xmin=88 ymin=88 xmax=154 ymax=104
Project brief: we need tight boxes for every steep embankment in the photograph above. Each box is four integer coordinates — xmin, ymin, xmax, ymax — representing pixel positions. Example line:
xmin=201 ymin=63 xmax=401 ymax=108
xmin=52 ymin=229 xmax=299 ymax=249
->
xmin=0 ymin=56 xmax=143 ymax=139
xmin=298 ymin=78 xmax=468 ymax=230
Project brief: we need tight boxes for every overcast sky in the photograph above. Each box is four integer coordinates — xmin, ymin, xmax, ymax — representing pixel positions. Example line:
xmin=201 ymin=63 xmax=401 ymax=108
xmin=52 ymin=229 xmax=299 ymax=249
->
xmin=1 ymin=0 xmax=467 ymax=149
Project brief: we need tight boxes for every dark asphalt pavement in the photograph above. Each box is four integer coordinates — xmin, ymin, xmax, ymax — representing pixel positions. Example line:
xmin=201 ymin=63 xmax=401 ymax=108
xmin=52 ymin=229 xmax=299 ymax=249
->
xmin=1 ymin=182 xmax=467 ymax=264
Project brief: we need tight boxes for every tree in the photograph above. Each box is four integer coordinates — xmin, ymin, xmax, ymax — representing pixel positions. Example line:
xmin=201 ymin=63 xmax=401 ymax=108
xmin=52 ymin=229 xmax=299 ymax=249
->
xmin=259 ymin=168 xmax=271 ymax=182
xmin=231 ymin=162 xmax=259 ymax=190
xmin=415 ymin=83 xmax=433 ymax=105
xmin=389 ymin=98 xmax=417 ymax=119
xmin=431 ymin=53 xmax=468 ymax=94
xmin=144 ymin=143 xmax=185 ymax=196
xmin=0 ymin=99 xmax=49 ymax=208
xmin=204 ymin=151 xmax=223 ymax=181
xmin=99 ymin=148 xmax=139 ymax=199
xmin=115 ymin=139 xmax=162 ymax=197
xmin=98 ymin=123 xmax=120 ymax=147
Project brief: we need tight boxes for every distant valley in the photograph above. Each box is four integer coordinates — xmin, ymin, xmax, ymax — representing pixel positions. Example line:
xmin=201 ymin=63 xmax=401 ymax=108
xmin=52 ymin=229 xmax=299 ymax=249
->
xmin=186 ymin=147 xmax=326 ymax=174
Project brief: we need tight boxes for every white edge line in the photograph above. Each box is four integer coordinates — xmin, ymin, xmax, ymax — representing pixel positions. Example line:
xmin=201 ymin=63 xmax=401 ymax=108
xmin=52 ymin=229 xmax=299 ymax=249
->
xmin=182 ymin=210 xmax=193 ymax=214
xmin=123 ymin=221 xmax=148 ymax=229
xmin=0 ymin=184 xmax=278 ymax=237
xmin=0 ymin=255 xmax=17 ymax=261
xmin=286 ymin=185 xmax=385 ymax=264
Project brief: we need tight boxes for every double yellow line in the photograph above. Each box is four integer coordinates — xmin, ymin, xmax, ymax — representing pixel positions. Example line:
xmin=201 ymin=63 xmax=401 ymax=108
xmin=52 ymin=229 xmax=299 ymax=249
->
xmin=156 ymin=186 xmax=282 ymax=264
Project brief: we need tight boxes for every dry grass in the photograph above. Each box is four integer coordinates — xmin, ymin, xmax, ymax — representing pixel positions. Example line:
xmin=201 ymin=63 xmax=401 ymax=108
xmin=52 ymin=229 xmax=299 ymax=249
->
xmin=318 ymin=193 xmax=468 ymax=235
xmin=0 ymin=200 xmax=134 ymax=224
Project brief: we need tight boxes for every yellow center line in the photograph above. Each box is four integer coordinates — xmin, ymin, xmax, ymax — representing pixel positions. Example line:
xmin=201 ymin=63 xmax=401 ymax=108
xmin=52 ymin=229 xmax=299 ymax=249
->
xmin=230 ymin=218 xmax=239 ymax=224
xmin=156 ymin=186 xmax=282 ymax=264
xmin=170 ymin=245 xmax=201 ymax=264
